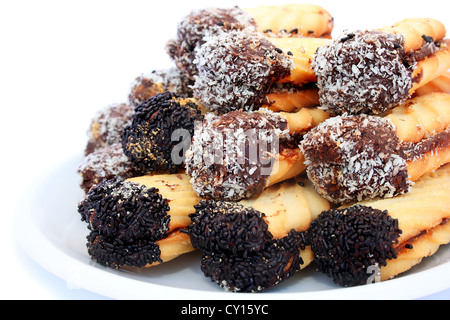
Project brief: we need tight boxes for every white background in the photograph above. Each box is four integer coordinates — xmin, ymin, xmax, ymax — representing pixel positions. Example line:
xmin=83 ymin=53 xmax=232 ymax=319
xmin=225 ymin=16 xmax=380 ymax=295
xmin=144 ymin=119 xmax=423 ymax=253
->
xmin=1 ymin=0 xmax=449 ymax=299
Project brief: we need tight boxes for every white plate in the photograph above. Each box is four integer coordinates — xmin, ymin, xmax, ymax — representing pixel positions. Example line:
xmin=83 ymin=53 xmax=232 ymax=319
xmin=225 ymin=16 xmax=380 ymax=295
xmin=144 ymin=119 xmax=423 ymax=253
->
xmin=15 ymin=154 xmax=450 ymax=300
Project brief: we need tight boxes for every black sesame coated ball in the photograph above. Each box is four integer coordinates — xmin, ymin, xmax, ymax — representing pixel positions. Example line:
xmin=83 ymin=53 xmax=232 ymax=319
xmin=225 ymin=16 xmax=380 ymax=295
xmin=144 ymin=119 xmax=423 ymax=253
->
xmin=187 ymin=200 xmax=306 ymax=292
xmin=188 ymin=200 xmax=273 ymax=254
xmin=86 ymin=231 xmax=162 ymax=269
xmin=78 ymin=179 xmax=171 ymax=245
xmin=78 ymin=179 xmax=172 ymax=269
xmin=308 ymin=205 xmax=402 ymax=287
xmin=199 ymin=234 xmax=303 ymax=293
xmin=122 ymin=91 xmax=204 ymax=174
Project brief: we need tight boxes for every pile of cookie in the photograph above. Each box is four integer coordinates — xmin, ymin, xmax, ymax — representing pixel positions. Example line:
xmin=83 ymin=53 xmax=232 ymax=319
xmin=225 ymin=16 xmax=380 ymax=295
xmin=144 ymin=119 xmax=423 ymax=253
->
xmin=77 ymin=4 xmax=450 ymax=292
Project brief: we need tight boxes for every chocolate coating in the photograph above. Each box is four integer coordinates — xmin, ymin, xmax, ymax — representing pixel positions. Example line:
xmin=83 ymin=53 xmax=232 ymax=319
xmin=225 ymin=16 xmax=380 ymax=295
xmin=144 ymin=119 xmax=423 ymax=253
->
xmin=185 ymin=110 xmax=289 ymax=201
xmin=77 ymin=143 xmax=138 ymax=193
xmin=128 ymin=68 xmax=194 ymax=107
xmin=192 ymin=29 xmax=293 ymax=113
xmin=85 ymin=103 xmax=133 ymax=155
xmin=122 ymin=91 xmax=204 ymax=174
xmin=312 ymin=30 xmax=414 ymax=115
xmin=400 ymin=128 xmax=450 ymax=161
xmin=300 ymin=114 xmax=411 ymax=204
xmin=166 ymin=6 xmax=256 ymax=79
xmin=308 ymin=205 xmax=401 ymax=287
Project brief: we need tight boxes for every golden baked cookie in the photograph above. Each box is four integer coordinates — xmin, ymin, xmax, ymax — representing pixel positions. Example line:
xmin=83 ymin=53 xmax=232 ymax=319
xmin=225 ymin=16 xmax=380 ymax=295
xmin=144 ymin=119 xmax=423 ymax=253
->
xmin=245 ymin=3 xmax=334 ymax=38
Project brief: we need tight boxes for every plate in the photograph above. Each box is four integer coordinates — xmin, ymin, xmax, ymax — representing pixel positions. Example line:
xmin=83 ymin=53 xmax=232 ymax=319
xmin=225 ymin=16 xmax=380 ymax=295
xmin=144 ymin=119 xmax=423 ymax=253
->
xmin=15 ymin=154 xmax=450 ymax=300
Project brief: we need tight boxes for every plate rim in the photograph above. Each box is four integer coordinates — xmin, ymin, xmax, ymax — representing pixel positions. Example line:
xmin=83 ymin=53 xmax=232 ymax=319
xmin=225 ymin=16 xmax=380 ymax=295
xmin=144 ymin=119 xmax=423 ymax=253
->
xmin=14 ymin=153 xmax=450 ymax=300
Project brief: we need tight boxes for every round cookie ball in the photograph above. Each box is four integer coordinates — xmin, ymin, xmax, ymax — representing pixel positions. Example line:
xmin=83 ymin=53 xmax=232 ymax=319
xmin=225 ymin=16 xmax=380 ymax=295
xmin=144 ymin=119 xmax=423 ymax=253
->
xmin=308 ymin=205 xmax=401 ymax=287
xmin=85 ymin=103 xmax=133 ymax=155
xmin=188 ymin=200 xmax=306 ymax=292
xmin=192 ymin=29 xmax=293 ymax=114
xmin=86 ymin=231 xmax=162 ymax=269
xmin=78 ymin=179 xmax=171 ymax=269
xmin=78 ymin=179 xmax=170 ymax=242
xmin=312 ymin=30 xmax=414 ymax=115
xmin=188 ymin=200 xmax=273 ymax=254
xmin=122 ymin=91 xmax=204 ymax=174
xmin=166 ymin=6 xmax=256 ymax=79
xmin=300 ymin=114 xmax=412 ymax=204
xmin=77 ymin=143 xmax=138 ymax=193
xmin=128 ymin=68 xmax=194 ymax=107
xmin=185 ymin=110 xmax=289 ymax=201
